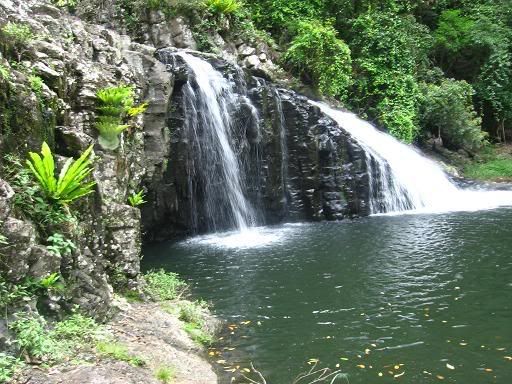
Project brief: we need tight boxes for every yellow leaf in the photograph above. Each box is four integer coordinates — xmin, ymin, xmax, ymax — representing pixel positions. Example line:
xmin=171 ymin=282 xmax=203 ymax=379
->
xmin=446 ymin=363 xmax=455 ymax=370
xmin=356 ymin=364 xmax=365 ymax=369
xmin=436 ymin=375 xmax=445 ymax=380
xmin=242 ymin=368 xmax=251 ymax=373
xmin=504 ymin=356 xmax=512 ymax=361
xmin=484 ymin=368 xmax=493 ymax=372
xmin=378 ymin=372 xmax=383 ymax=377
xmin=394 ymin=365 xmax=400 ymax=370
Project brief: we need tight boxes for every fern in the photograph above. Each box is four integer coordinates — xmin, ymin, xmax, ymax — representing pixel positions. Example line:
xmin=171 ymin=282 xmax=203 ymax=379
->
xmin=206 ymin=0 xmax=242 ymax=15
xmin=26 ymin=142 xmax=96 ymax=204
xmin=128 ymin=190 xmax=146 ymax=207
xmin=95 ymin=85 xmax=146 ymax=150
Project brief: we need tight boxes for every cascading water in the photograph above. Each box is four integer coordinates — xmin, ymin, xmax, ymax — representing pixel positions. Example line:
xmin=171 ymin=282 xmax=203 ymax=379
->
xmin=174 ymin=52 xmax=256 ymax=231
xmin=312 ymin=101 xmax=512 ymax=214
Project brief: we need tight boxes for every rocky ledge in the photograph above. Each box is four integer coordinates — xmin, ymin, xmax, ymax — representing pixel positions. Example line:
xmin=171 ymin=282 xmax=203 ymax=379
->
xmin=12 ymin=300 xmax=219 ymax=384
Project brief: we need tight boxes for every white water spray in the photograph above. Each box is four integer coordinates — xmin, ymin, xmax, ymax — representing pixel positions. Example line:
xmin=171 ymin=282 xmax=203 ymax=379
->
xmin=312 ymin=102 xmax=512 ymax=214
xmin=178 ymin=52 xmax=255 ymax=230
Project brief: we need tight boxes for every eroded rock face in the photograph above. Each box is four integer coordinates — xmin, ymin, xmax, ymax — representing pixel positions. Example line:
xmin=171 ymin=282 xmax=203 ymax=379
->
xmin=141 ymin=51 xmax=373 ymax=240
xmin=0 ymin=0 xmax=171 ymax=320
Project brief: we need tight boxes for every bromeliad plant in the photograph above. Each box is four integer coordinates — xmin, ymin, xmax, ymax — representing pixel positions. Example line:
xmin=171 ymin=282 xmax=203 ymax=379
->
xmin=26 ymin=142 xmax=96 ymax=205
xmin=95 ymin=85 xmax=147 ymax=150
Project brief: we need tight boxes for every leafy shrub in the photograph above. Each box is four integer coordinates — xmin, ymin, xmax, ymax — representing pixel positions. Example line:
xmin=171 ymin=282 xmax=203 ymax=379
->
xmin=1 ymin=22 xmax=34 ymax=45
xmin=9 ymin=315 xmax=65 ymax=361
xmin=53 ymin=312 xmax=101 ymax=342
xmin=284 ymin=20 xmax=352 ymax=99
xmin=178 ymin=300 xmax=209 ymax=325
xmin=95 ymin=85 xmax=147 ymax=150
xmin=47 ymin=233 xmax=76 ymax=257
xmin=9 ymin=312 xmax=101 ymax=364
xmin=36 ymin=273 xmax=64 ymax=293
xmin=246 ymin=0 xmax=326 ymax=34
xmin=206 ymin=0 xmax=242 ymax=15
xmin=128 ymin=190 xmax=146 ymax=207
xmin=419 ymin=79 xmax=485 ymax=152
xmin=143 ymin=270 xmax=187 ymax=301
xmin=0 ymin=353 xmax=22 ymax=383
xmin=52 ymin=0 xmax=78 ymax=9
xmin=26 ymin=142 xmax=96 ymax=204
xmin=0 ymin=277 xmax=31 ymax=312
xmin=1 ymin=22 xmax=34 ymax=62
xmin=0 ymin=64 xmax=11 ymax=81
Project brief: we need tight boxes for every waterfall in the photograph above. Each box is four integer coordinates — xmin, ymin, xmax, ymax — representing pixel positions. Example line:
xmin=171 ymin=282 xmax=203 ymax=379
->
xmin=312 ymin=101 xmax=512 ymax=214
xmin=174 ymin=52 xmax=256 ymax=231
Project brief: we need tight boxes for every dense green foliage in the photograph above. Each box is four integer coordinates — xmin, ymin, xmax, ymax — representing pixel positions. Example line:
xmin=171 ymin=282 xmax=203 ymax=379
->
xmin=238 ymin=0 xmax=512 ymax=146
xmin=419 ymin=79 xmax=485 ymax=152
xmin=285 ymin=21 xmax=352 ymax=99
xmin=9 ymin=312 xmax=101 ymax=363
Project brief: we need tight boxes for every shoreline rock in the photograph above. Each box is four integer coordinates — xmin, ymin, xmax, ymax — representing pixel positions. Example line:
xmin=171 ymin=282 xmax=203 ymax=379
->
xmin=12 ymin=300 xmax=219 ymax=384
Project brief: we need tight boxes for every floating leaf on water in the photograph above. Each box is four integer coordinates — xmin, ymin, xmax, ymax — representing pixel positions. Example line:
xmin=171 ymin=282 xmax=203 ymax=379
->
xmin=496 ymin=347 xmax=505 ymax=351
xmin=356 ymin=364 xmax=365 ymax=369
xmin=394 ymin=371 xmax=405 ymax=378
xmin=216 ymin=360 xmax=226 ymax=364
xmin=371 ymin=343 xmax=377 ymax=347
xmin=340 ymin=357 xmax=349 ymax=361
xmin=378 ymin=372 xmax=383 ymax=377
xmin=257 ymin=321 xmax=262 ymax=326
xmin=336 ymin=363 xmax=340 ymax=368
xmin=436 ymin=375 xmax=445 ymax=380
xmin=394 ymin=365 xmax=400 ymax=370
xmin=308 ymin=358 xmax=319 ymax=365
xmin=504 ymin=356 xmax=512 ymax=361
xmin=240 ymin=321 xmax=251 ymax=325
xmin=484 ymin=368 xmax=493 ymax=372
xmin=446 ymin=363 xmax=455 ymax=370
xmin=242 ymin=368 xmax=251 ymax=373
xmin=459 ymin=342 xmax=467 ymax=346
xmin=365 ymin=348 xmax=371 ymax=354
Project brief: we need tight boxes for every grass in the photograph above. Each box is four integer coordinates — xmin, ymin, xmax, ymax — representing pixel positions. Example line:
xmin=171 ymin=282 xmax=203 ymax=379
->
xmin=465 ymin=158 xmax=512 ymax=180
xmin=464 ymin=149 xmax=512 ymax=181
xmin=155 ymin=365 xmax=176 ymax=383
xmin=183 ymin=322 xmax=214 ymax=346
xmin=96 ymin=341 xmax=146 ymax=367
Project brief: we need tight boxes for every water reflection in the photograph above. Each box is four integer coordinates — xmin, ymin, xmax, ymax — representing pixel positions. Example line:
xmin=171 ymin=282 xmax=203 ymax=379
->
xmin=143 ymin=209 xmax=512 ymax=383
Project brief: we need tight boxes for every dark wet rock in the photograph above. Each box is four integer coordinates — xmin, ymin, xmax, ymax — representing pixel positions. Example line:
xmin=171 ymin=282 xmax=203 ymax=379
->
xmin=141 ymin=50 xmax=373 ymax=240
